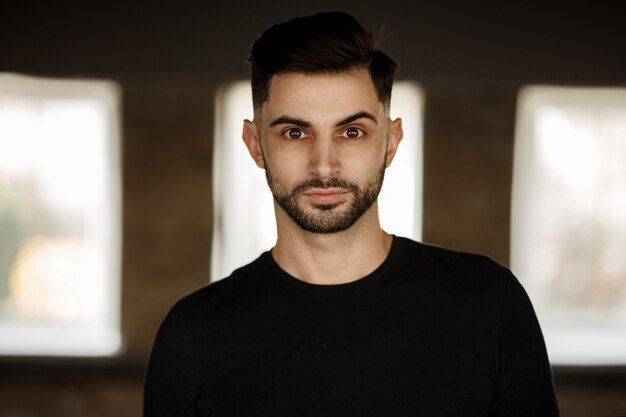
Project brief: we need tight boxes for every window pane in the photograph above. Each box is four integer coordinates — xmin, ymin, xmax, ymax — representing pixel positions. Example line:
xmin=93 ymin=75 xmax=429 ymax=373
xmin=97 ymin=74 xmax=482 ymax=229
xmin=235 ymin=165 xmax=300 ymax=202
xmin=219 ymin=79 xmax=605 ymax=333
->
xmin=0 ymin=74 xmax=121 ymax=356
xmin=511 ymin=86 xmax=626 ymax=365
xmin=211 ymin=81 xmax=423 ymax=281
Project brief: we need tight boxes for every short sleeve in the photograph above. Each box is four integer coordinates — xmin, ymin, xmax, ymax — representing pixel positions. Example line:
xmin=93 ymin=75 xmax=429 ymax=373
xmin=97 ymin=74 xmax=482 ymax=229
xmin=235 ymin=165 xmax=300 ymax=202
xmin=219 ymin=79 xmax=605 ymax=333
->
xmin=144 ymin=305 xmax=198 ymax=417
xmin=489 ymin=268 xmax=560 ymax=416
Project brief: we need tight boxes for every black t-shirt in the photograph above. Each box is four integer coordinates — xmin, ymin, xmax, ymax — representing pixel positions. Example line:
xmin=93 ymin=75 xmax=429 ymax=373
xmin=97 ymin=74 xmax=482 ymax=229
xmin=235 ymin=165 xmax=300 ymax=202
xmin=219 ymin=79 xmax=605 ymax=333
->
xmin=144 ymin=237 xmax=559 ymax=416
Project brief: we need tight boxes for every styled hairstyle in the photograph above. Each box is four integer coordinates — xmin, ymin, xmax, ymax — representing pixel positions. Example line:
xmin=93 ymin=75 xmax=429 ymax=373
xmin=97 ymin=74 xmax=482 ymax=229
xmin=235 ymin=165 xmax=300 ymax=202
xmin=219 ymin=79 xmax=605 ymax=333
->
xmin=246 ymin=12 xmax=398 ymax=112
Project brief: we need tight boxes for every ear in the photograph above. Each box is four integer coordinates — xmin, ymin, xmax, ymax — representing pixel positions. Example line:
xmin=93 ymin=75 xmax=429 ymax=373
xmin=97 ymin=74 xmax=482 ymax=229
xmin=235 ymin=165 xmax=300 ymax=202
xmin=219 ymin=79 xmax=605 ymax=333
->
xmin=242 ymin=119 xmax=265 ymax=169
xmin=385 ymin=117 xmax=404 ymax=167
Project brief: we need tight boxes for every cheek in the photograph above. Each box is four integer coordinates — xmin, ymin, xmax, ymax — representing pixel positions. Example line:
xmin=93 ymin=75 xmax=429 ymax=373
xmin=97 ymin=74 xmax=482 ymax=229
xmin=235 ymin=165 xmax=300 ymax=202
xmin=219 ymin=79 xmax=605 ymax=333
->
xmin=345 ymin=144 xmax=386 ymax=172
xmin=264 ymin=138 xmax=386 ymax=184
xmin=265 ymin=151 xmax=305 ymax=184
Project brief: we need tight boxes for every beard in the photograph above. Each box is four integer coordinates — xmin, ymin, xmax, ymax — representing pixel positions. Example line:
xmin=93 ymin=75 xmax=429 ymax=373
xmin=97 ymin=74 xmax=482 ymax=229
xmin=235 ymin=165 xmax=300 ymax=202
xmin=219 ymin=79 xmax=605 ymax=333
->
xmin=264 ymin=161 xmax=386 ymax=234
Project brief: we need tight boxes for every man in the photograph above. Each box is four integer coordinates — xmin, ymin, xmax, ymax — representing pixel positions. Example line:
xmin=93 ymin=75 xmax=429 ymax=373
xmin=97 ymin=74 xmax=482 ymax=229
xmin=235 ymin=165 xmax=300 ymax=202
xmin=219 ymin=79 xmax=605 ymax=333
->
xmin=144 ymin=12 xmax=559 ymax=416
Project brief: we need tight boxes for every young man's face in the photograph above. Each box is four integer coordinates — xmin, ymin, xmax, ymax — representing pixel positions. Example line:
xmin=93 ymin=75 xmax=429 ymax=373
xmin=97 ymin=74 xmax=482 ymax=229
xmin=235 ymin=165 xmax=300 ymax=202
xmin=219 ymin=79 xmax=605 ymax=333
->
xmin=243 ymin=68 xmax=403 ymax=234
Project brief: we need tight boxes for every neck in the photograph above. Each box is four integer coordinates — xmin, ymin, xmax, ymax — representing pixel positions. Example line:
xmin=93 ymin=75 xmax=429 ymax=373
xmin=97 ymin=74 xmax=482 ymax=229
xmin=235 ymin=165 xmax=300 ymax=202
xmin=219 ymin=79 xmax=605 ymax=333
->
xmin=271 ymin=202 xmax=393 ymax=285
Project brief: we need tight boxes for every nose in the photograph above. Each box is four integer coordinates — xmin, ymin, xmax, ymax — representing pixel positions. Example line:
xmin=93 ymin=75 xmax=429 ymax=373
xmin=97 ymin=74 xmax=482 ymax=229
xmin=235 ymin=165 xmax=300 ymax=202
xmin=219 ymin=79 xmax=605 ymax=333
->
xmin=308 ymin=136 xmax=341 ymax=179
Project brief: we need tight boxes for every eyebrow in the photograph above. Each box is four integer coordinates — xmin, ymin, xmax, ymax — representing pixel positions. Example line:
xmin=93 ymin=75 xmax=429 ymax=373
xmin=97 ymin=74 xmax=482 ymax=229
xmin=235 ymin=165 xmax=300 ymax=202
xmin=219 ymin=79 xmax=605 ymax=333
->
xmin=269 ymin=116 xmax=311 ymax=128
xmin=334 ymin=111 xmax=378 ymax=127
xmin=268 ymin=111 xmax=378 ymax=129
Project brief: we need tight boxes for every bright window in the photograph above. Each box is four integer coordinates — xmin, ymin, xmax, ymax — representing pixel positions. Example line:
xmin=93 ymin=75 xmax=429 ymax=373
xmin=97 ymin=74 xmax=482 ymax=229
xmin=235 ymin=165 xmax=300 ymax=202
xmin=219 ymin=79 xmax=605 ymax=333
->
xmin=0 ymin=74 xmax=122 ymax=356
xmin=511 ymin=86 xmax=626 ymax=365
xmin=212 ymin=81 xmax=423 ymax=281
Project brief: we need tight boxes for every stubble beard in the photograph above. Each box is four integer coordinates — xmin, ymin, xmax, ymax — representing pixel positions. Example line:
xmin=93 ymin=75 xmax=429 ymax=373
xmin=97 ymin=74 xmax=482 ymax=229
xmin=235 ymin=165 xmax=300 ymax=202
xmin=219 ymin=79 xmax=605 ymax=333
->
xmin=264 ymin=161 xmax=386 ymax=234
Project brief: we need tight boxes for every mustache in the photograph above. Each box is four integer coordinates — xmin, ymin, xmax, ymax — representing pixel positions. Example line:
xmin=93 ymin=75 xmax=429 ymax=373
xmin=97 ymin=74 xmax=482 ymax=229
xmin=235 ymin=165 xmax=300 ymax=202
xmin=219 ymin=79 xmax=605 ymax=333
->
xmin=291 ymin=177 xmax=359 ymax=195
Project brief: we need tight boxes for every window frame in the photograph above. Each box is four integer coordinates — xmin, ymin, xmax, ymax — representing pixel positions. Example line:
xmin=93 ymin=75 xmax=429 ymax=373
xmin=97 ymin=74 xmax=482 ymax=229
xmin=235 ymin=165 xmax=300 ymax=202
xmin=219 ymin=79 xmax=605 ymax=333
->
xmin=511 ymin=85 xmax=626 ymax=366
xmin=0 ymin=73 xmax=122 ymax=357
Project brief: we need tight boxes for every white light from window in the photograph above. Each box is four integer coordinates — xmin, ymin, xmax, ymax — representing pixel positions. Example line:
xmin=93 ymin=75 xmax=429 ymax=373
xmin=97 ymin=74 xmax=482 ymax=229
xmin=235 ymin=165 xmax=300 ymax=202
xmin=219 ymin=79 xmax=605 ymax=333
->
xmin=511 ymin=86 xmax=626 ymax=365
xmin=212 ymin=81 xmax=423 ymax=281
xmin=0 ymin=73 xmax=122 ymax=356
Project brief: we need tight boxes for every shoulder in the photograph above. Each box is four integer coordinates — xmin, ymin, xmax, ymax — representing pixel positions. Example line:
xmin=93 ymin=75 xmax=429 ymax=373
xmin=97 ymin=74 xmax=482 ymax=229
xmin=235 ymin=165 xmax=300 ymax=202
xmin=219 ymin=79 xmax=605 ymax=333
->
xmin=168 ymin=252 xmax=268 ymax=323
xmin=392 ymin=237 xmax=519 ymax=307
xmin=395 ymin=236 xmax=509 ymax=280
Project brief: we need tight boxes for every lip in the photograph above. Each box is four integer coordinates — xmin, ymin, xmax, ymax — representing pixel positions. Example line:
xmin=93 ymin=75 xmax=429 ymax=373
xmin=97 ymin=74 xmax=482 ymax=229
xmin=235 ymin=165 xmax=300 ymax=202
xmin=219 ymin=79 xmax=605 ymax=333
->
xmin=302 ymin=188 xmax=349 ymax=204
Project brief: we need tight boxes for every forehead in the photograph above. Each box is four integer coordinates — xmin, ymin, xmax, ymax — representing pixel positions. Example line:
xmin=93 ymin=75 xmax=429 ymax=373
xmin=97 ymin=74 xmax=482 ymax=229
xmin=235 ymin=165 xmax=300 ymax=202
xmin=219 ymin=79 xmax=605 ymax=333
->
xmin=261 ymin=69 xmax=383 ymax=121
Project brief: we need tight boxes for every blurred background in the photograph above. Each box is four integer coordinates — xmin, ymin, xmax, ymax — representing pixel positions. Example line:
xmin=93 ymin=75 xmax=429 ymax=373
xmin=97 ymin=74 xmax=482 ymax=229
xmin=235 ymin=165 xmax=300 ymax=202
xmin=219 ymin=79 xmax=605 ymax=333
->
xmin=0 ymin=2 xmax=625 ymax=416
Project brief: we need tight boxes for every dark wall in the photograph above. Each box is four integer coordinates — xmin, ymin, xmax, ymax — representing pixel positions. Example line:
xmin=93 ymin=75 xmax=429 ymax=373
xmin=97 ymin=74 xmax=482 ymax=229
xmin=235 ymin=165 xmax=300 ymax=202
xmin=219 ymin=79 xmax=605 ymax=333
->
xmin=1 ymin=3 xmax=625 ymax=83
xmin=1 ymin=2 xmax=625 ymax=416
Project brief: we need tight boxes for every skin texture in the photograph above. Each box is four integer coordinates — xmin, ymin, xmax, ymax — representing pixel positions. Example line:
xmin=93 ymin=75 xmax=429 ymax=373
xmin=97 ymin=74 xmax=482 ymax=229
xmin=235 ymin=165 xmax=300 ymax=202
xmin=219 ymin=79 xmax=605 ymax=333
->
xmin=242 ymin=68 xmax=403 ymax=284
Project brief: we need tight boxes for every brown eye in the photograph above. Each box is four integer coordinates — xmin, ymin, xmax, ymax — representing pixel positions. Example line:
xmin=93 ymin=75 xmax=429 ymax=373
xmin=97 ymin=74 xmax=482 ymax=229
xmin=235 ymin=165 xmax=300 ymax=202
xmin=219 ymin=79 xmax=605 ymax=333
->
xmin=344 ymin=127 xmax=363 ymax=139
xmin=287 ymin=129 xmax=302 ymax=140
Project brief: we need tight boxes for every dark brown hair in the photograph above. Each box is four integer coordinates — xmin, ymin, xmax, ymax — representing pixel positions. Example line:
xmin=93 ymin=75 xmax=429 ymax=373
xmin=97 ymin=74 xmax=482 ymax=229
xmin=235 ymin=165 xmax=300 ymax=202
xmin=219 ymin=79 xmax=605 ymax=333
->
xmin=246 ymin=12 xmax=398 ymax=112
